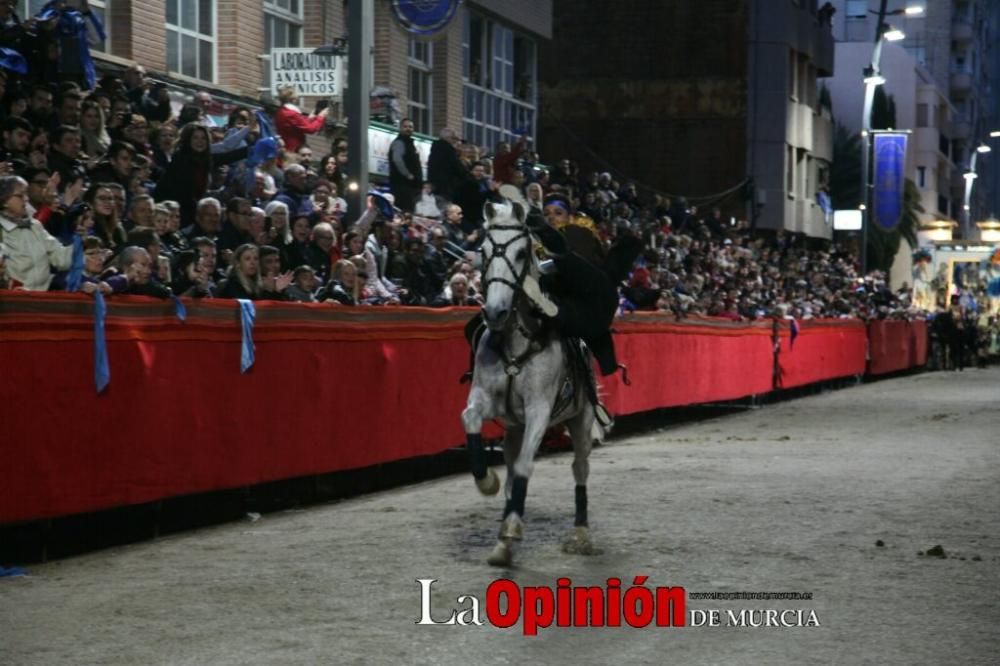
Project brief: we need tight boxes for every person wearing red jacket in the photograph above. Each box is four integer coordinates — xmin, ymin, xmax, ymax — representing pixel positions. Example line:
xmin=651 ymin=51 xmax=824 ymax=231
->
xmin=273 ymin=87 xmax=329 ymax=153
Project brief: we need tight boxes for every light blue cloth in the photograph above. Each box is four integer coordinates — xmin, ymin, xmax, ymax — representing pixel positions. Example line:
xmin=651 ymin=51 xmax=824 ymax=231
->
xmin=65 ymin=234 xmax=84 ymax=292
xmin=238 ymin=299 xmax=256 ymax=373
xmin=171 ymin=295 xmax=187 ymax=322
xmin=94 ymin=291 xmax=109 ymax=392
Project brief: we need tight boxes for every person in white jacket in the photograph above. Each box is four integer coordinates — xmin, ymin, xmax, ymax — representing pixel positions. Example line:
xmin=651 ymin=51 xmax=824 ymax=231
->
xmin=0 ymin=176 xmax=77 ymax=291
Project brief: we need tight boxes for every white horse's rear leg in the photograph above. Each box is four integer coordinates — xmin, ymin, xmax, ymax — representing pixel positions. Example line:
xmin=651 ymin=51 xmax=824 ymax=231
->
xmin=563 ymin=408 xmax=596 ymax=554
xmin=462 ymin=386 xmax=499 ymax=496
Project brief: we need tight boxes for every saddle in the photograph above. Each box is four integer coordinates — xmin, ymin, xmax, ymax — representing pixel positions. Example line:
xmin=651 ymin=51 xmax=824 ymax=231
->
xmin=460 ymin=314 xmax=612 ymax=428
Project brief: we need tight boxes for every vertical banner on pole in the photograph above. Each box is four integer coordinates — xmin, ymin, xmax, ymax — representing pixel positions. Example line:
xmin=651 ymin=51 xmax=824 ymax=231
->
xmin=872 ymin=132 xmax=908 ymax=231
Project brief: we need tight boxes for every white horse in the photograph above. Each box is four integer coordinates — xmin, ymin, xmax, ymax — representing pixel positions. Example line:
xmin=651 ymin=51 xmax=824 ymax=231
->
xmin=462 ymin=200 xmax=604 ymax=567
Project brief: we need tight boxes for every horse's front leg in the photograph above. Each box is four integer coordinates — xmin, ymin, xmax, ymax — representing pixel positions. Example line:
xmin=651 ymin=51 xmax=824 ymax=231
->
xmin=462 ymin=385 xmax=500 ymax=496
xmin=487 ymin=401 xmax=551 ymax=567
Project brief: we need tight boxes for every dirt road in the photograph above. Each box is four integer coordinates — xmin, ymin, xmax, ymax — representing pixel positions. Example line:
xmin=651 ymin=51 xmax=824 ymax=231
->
xmin=2 ymin=368 xmax=998 ymax=665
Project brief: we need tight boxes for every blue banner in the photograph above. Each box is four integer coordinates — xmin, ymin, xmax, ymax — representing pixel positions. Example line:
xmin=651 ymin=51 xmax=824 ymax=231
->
xmin=391 ymin=0 xmax=461 ymax=37
xmin=872 ymin=133 xmax=908 ymax=231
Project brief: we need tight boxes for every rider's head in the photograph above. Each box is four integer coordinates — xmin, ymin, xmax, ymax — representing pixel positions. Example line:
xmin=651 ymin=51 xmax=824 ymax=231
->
xmin=542 ymin=193 xmax=572 ymax=228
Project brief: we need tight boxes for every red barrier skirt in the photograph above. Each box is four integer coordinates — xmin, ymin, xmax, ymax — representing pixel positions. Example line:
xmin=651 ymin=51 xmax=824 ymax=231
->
xmin=603 ymin=314 xmax=775 ymax=414
xmin=776 ymin=319 xmax=867 ymax=388
xmin=867 ymin=320 xmax=929 ymax=376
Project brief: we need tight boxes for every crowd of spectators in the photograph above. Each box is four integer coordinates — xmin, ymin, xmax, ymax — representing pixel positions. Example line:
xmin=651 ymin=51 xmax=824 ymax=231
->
xmin=0 ymin=0 xmax=996 ymax=364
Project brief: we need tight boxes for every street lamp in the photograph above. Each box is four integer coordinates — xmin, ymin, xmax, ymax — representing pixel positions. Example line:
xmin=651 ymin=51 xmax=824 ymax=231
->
xmin=963 ymin=141 xmax=996 ymax=237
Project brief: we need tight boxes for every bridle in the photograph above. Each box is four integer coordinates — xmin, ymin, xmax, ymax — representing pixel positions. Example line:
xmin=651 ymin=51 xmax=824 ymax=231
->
xmin=481 ymin=221 xmax=532 ymax=330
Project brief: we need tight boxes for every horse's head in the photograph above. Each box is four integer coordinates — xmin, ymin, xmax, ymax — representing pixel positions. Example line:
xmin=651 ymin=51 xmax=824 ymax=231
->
xmin=480 ymin=199 xmax=531 ymax=331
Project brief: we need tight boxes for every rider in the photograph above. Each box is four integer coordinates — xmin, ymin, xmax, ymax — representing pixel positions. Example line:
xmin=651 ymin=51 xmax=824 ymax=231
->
xmin=520 ymin=192 xmax=642 ymax=377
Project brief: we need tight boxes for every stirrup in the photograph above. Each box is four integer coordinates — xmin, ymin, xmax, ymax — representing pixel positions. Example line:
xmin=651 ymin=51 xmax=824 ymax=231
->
xmin=521 ymin=275 xmax=558 ymax=317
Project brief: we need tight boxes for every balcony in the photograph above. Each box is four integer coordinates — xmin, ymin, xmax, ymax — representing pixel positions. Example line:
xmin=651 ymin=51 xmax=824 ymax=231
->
xmin=952 ymin=20 xmax=973 ymax=45
xmin=950 ymin=71 xmax=972 ymax=97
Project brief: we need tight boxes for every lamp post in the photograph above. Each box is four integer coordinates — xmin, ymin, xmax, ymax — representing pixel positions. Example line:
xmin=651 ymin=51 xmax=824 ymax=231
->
xmin=964 ymin=141 xmax=996 ymax=238
xmin=859 ymin=1 xmax=923 ymax=275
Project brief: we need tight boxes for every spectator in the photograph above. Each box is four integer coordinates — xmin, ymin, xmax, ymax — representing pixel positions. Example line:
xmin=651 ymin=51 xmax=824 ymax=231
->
xmin=118 ymin=245 xmax=170 ymax=298
xmin=84 ymin=182 xmax=126 ymax=252
xmin=427 ymin=126 xmax=465 ymax=202
xmin=1 ymin=116 xmax=32 ymax=163
xmin=491 ymin=136 xmax=527 ymax=186
xmin=274 ymin=163 xmax=314 ymax=219
xmin=125 ymin=193 xmax=154 ymax=229
xmin=48 ymin=124 xmax=83 ymax=181
xmin=182 ymin=196 xmax=222 ymax=243
xmin=79 ymin=98 xmax=110 ymax=159
xmin=217 ymin=196 xmax=254 ymax=254
xmin=263 ymin=199 xmax=291 ymax=247
xmin=309 ymin=221 xmax=339 ymax=282
xmin=319 ymin=258 xmax=360 ymax=305
xmin=362 ymin=216 xmax=400 ymax=303
xmin=273 ymin=86 xmax=327 ymax=153
xmin=0 ymin=174 xmax=77 ymax=290
xmin=218 ymin=243 xmax=290 ymax=300
xmin=22 ymin=166 xmax=55 ymax=225
xmin=388 ymin=118 xmax=421 ymax=212
xmin=154 ymin=123 xmax=247 ymax=226
xmin=285 ymin=265 xmax=318 ymax=303
xmin=281 ymin=212 xmax=314 ymax=272
xmin=436 ymin=272 xmax=479 ymax=307
xmin=455 ymin=160 xmax=496 ymax=229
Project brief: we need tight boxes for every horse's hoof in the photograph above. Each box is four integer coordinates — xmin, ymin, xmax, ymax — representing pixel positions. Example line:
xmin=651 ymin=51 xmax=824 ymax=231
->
xmin=562 ymin=526 xmax=596 ymax=555
xmin=499 ymin=515 xmax=523 ymax=540
xmin=487 ymin=539 xmax=513 ymax=567
xmin=475 ymin=468 xmax=500 ymax=496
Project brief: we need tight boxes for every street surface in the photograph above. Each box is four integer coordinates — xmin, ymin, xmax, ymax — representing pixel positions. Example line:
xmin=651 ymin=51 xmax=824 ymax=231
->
xmin=1 ymin=368 xmax=998 ymax=665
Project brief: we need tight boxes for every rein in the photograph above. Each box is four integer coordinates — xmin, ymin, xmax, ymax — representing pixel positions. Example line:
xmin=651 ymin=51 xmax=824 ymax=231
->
xmin=481 ymin=221 xmax=546 ymax=381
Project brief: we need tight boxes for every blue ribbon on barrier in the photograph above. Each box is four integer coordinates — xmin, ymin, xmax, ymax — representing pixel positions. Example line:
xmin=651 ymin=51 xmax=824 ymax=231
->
xmin=65 ymin=234 xmax=83 ymax=292
xmin=238 ymin=299 xmax=256 ymax=373
xmin=171 ymin=295 xmax=187 ymax=321
xmin=94 ymin=290 xmax=109 ymax=392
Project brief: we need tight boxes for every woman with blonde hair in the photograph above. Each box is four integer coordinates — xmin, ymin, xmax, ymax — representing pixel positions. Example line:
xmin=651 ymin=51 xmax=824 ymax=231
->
xmin=80 ymin=99 xmax=111 ymax=160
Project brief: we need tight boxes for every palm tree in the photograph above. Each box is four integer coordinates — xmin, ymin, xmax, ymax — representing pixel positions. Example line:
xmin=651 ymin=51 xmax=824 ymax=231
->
xmin=830 ymin=123 xmax=861 ymax=209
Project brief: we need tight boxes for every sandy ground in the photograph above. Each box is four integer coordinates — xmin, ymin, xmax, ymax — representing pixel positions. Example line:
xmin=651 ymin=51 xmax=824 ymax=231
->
xmin=1 ymin=367 xmax=998 ymax=665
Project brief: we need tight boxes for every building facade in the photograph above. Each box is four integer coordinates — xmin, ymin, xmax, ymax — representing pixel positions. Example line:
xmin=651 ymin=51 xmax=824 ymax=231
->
xmin=826 ymin=0 xmax=999 ymax=240
xmin=15 ymin=1 xmax=551 ymax=158
xmin=538 ymin=0 xmax=835 ymax=237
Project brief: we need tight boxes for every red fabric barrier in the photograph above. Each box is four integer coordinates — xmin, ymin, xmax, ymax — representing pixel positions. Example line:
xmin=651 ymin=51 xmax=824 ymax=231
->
xmin=601 ymin=314 xmax=774 ymax=414
xmin=0 ymin=294 xmax=911 ymax=524
xmin=0 ymin=293 xmax=476 ymax=523
xmin=775 ymin=319 xmax=867 ymax=388
xmin=868 ymin=320 xmax=928 ymax=375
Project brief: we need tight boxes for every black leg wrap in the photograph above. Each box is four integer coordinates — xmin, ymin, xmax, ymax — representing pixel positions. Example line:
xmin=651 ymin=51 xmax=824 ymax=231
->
xmin=575 ymin=484 xmax=588 ymax=527
xmin=504 ymin=476 xmax=529 ymax=518
xmin=467 ymin=433 xmax=486 ymax=480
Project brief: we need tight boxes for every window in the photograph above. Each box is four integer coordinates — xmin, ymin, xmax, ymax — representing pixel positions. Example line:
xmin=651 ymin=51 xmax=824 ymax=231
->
xmin=166 ymin=0 xmax=215 ymax=82
xmin=462 ymin=12 xmax=537 ymax=147
xmin=262 ymin=0 xmax=304 ymax=90
xmin=846 ymin=0 xmax=868 ymax=19
xmin=917 ymin=166 xmax=926 ymax=188
xmin=786 ymin=145 xmax=795 ymax=196
xmin=916 ymin=104 xmax=928 ymax=127
xmin=22 ymin=0 xmax=109 ymax=53
xmin=788 ymin=50 xmax=798 ymax=100
xmin=905 ymin=45 xmax=927 ymax=67
xmin=408 ymin=37 xmax=432 ymax=134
